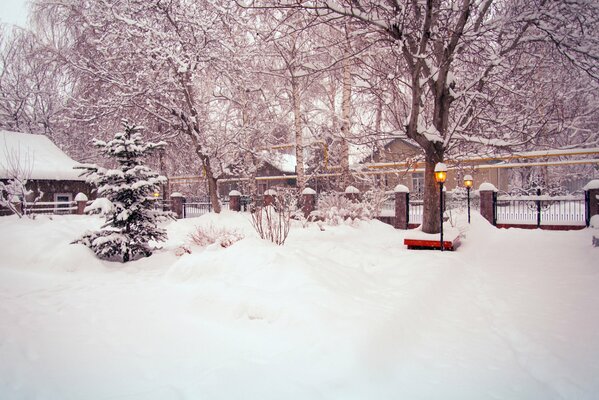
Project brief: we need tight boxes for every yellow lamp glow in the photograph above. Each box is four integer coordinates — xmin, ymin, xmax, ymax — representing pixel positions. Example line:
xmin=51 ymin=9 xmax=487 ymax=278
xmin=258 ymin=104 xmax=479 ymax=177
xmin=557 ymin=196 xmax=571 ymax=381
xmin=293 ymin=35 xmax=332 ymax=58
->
xmin=434 ymin=163 xmax=448 ymax=184
xmin=463 ymin=174 xmax=473 ymax=188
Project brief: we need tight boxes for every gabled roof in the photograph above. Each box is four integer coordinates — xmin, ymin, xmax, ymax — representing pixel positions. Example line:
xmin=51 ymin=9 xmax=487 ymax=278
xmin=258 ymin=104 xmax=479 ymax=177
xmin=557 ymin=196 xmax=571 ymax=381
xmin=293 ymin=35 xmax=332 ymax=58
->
xmin=268 ymin=153 xmax=296 ymax=174
xmin=0 ymin=131 xmax=86 ymax=181
xmin=260 ymin=151 xmax=296 ymax=174
xmin=358 ymin=137 xmax=421 ymax=164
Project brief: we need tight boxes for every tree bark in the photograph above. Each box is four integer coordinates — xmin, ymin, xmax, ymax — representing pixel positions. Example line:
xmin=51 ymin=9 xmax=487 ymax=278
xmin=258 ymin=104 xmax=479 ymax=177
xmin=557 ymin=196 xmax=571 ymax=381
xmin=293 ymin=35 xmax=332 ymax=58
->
xmin=198 ymin=153 xmax=221 ymax=214
xmin=339 ymin=48 xmax=352 ymax=189
xmin=421 ymin=155 xmax=442 ymax=234
xmin=291 ymin=75 xmax=306 ymax=192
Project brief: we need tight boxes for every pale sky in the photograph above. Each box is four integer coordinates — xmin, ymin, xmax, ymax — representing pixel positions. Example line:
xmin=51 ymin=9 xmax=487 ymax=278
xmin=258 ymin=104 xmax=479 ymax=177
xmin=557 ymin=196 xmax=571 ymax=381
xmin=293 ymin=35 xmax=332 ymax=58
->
xmin=0 ymin=0 xmax=30 ymax=28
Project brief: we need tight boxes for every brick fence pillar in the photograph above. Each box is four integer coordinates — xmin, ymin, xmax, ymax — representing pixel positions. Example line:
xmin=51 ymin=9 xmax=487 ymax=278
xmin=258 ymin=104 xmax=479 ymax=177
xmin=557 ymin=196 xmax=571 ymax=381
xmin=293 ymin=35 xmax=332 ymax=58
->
xmin=478 ymin=182 xmax=498 ymax=226
xmin=74 ymin=192 xmax=88 ymax=215
xmin=394 ymin=184 xmax=409 ymax=229
xmin=301 ymin=187 xmax=316 ymax=219
xmin=229 ymin=190 xmax=241 ymax=212
xmin=170 ymin=192 xmax=185 ymax=219
xmin=263 ymin=189 xmax=276 ymax=207
xmin=345 ymin=185 xmax=361 ymax=202
xmin=584 ymin=180 xmax=599 ymax=225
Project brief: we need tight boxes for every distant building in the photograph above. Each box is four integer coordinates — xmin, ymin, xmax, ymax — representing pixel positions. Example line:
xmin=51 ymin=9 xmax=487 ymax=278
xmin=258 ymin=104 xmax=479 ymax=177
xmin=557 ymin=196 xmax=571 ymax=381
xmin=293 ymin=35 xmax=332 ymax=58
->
xmin=0 ymin=131 xmax=93 ymax=211
xmin=362 ymin=138 xmax=509 ymax=194
xmin=218 ymin=153 xmax=297 ymax=197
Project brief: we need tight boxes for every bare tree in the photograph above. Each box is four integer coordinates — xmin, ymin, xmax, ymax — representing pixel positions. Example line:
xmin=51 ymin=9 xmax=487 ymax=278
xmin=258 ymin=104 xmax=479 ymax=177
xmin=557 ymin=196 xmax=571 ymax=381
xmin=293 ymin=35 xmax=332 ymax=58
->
xmin=0 ymin=26 xmax=68 ymax=137
xmin=33 ymin=0 xmax=284 ymax=211
xmin=247 ymin=0 xmax=599 ymax=233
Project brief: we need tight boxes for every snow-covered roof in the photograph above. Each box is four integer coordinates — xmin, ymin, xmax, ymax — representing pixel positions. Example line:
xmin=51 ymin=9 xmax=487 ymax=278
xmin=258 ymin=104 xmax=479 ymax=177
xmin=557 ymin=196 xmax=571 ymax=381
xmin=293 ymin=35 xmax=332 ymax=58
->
xmin=266 ymin=153 xmax=296 ymax=174
xmin=0 ymin=131 xmax=86 ymax=181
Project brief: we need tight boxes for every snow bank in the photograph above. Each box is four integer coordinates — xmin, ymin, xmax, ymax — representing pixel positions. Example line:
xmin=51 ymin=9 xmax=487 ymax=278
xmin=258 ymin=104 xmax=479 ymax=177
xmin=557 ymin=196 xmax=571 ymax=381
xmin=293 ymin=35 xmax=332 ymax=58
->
xmin=1 ymin=212 xmax=599 ymax=399
xmin=0 ymin=215 xmax=105 ymax=272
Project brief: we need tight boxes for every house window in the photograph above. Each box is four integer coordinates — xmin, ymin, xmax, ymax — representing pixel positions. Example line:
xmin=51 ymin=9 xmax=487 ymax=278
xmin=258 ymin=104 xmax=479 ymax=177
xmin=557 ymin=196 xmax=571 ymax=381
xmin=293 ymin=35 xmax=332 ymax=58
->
xmin=412 ymin=172 xmax=424 ymax=196
xmin=54 ymin=193 xmax=72 ymax=213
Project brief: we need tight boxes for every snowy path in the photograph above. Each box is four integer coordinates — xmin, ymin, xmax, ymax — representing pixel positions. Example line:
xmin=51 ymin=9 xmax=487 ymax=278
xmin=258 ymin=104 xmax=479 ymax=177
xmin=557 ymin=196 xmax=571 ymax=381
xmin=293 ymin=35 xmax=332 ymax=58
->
xmin=0 ymin=213 xmax=598 ymax=399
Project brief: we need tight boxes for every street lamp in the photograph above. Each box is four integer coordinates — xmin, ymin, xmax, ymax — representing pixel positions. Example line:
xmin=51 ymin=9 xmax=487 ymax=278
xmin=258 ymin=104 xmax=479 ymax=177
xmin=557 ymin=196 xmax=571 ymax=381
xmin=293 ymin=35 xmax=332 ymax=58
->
xmin=434 ymin=163 xmax=448 ymax=252
xmin=463 ymin=174 xmax=473 ymax=224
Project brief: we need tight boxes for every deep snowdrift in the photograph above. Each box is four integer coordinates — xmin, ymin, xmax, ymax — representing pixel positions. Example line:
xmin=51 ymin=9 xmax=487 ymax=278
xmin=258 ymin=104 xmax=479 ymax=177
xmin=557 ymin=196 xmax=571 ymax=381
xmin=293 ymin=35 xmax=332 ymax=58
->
xmin=0 ymin=212 xmax=598 ymax=399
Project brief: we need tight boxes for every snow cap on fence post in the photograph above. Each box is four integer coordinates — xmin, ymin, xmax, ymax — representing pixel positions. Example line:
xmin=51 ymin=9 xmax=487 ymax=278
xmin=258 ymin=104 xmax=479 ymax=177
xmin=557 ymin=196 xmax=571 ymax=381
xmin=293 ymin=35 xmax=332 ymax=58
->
xmin=229 ymin=190 xmax=241 ymax=212
xmin=478 ymin=182 xmax=497 ymax=226
xmin=584 ymin=180 xmax=599 ymax=221
xmin=301 ymin=187 xmax=317 ymax=219
xmin=170 ymin=192 xmax=185 ymax=219
xmin=394 ymin=184 xmax=409 ymax=193
xmin=345 ymin=185 xmax=360 ymax=202
xmin=478 ymin=182 xmax=498 ymax=192
xmin=75 ymin=192 xmax=88 ymax=215
xmin=394 ymin=185 xmax=410 ymax=229
xmin=263 ymin=189 xmax=276 ymax=207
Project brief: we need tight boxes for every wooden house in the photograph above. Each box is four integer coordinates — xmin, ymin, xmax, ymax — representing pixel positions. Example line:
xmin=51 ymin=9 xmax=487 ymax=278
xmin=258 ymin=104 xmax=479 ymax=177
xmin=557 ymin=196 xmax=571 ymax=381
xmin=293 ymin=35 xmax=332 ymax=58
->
xmin=0 ymin=131 xmax=93 ymax=213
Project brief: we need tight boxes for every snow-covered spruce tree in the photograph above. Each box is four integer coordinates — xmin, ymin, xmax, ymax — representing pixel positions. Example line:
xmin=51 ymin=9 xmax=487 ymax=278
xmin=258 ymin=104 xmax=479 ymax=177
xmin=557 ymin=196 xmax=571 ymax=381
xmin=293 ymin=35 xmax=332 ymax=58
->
xmin=78 ymin=121 xmax=173 ymax=262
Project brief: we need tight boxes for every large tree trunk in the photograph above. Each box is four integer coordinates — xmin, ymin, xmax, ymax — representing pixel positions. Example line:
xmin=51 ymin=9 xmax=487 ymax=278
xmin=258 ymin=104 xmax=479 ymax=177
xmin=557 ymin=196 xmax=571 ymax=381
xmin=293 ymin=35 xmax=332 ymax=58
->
xmin=200 ymin=155 xmax=221 ymax=214
xmin=421 ymin=155 xmax=443 ymax=234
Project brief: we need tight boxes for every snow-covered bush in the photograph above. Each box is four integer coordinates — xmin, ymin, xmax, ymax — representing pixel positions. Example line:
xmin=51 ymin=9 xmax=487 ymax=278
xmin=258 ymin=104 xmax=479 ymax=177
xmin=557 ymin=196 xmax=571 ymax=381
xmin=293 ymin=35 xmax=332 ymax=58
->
xmin=189 ymin=225 xmax=244 ymax=248
xmin=76 ymin=121 xmax=174 ymax=262
xmin=312 ymin=192 xmax=372 ymax=226
xmin=362 ymin=188 xmax=390 ymax=218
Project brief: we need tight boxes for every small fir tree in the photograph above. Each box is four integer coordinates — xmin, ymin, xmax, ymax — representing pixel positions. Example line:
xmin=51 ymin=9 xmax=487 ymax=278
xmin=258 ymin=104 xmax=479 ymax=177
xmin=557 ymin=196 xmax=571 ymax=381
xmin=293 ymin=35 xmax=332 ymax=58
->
xmin=78 ymin=121 xmax=173 ymax=262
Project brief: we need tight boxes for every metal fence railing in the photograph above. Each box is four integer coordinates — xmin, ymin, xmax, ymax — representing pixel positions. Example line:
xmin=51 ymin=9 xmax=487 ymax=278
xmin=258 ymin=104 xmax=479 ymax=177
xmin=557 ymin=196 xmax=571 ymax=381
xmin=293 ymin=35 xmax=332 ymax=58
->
xmin=183 ymin=201 xmax=211 ymax=218
xmin=495 ymin=195 xmax=587 ymax=226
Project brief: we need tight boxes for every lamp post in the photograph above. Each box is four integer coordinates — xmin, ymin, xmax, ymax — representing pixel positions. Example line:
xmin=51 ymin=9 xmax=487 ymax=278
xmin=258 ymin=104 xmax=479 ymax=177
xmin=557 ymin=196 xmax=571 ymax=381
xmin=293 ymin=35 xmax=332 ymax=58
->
xmin=434 ymin=163 xmax=448 ymax=252
xmin=463 ymin=174 xmax=473 ymax=224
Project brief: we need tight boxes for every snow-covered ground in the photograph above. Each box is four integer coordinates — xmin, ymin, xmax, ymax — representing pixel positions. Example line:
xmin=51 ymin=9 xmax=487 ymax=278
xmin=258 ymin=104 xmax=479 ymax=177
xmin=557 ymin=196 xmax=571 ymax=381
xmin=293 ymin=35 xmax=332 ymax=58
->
xmin=0 ymin=212 xmax=598 ymax=399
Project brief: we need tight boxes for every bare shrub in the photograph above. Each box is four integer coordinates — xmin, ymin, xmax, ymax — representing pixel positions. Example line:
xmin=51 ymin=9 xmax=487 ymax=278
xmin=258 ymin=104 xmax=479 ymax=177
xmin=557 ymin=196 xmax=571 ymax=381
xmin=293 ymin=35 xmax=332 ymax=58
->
xmin=189 ymin=225 xmax=244 ymax=248
xmin=0 ymin=138 xmax=39 ymax=218
xmin=251 ymin=189 xmax=293 ymax=245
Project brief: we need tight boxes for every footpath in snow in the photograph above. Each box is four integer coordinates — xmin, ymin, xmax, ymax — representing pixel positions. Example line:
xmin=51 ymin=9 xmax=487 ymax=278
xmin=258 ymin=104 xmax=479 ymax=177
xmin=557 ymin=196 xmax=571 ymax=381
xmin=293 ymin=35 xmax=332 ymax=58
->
xmin=0 ymin=212 xmax=598 ymax=399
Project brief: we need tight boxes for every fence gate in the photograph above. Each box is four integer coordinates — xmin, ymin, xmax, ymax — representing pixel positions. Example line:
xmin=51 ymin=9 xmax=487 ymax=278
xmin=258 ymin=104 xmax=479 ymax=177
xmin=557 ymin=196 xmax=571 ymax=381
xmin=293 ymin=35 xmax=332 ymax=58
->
xmin=494 ymin=189 xmax=587 ymax=228
xmin=183 ymin=200 xmax=211 ymax=218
